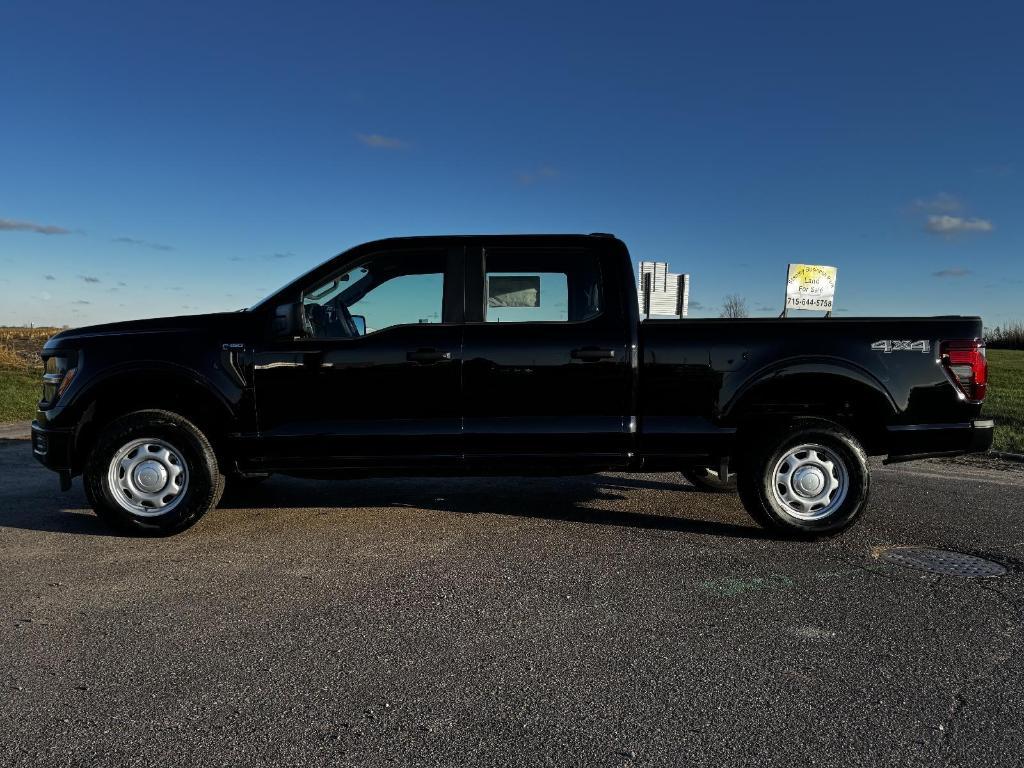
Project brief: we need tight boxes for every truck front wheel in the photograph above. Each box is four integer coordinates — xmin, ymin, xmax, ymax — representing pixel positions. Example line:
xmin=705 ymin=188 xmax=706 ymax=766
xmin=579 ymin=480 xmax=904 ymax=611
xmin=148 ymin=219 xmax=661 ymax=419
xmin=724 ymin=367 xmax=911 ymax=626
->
xmin=83 ymin=409 xmax=224 ymax=534
xmin=737 ymin=419 xmax=870 ymax=537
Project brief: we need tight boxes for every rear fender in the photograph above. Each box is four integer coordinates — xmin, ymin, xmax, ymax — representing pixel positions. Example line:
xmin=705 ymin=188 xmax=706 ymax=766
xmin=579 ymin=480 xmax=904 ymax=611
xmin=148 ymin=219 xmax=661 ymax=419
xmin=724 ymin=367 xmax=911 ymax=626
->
xmin=723 ymin=359 xmax=898 ymax=451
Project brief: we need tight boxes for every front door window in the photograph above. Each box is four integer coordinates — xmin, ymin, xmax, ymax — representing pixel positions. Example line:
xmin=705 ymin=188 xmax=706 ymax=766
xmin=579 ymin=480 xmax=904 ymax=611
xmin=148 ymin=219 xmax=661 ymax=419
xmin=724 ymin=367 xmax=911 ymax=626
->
xmin=302 ymin=251 xmax=447 ymax=338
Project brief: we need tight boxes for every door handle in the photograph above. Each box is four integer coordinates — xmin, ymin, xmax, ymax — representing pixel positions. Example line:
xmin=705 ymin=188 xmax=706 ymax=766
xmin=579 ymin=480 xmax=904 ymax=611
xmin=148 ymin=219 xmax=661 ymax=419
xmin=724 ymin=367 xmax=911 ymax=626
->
xmin=571 ymin=347 xmax=616 ymax=362
xmin=406 ymin=348 xmax=452 ymax=363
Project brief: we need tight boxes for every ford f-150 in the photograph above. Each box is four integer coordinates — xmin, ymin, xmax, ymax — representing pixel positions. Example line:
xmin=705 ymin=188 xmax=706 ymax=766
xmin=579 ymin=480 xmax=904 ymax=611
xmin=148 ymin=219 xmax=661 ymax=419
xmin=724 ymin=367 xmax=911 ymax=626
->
xmin=32 ymin=234 xmax=993 ymax=536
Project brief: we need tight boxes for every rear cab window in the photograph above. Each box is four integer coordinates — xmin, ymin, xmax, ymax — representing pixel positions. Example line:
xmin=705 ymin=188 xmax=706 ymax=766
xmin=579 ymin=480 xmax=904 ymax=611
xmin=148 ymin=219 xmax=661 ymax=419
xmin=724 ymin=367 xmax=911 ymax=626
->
xmin=482 ymin=248 xmax=602 ymax=324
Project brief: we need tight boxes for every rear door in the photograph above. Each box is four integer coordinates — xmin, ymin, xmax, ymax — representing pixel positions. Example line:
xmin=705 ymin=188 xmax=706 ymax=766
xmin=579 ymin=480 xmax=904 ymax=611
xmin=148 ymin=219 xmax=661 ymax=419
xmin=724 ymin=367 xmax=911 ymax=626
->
xmin=460 ymin=242 xmax=633 ymax=468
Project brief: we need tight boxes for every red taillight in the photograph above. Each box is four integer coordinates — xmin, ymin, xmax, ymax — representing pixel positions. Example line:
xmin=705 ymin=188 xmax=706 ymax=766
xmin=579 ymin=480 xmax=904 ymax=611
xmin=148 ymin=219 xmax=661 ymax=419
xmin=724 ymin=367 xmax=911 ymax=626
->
xmin=940 ymin=339 xmax=987 ymax=402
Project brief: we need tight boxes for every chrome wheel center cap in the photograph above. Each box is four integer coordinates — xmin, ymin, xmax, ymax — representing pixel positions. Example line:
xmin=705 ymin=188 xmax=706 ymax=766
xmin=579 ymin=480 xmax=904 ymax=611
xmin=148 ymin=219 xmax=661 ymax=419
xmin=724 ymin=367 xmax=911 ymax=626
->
xmin=793 ymin=466 xmax=825 ymax=496
xmin=133 ymin=460 xmax=168 ymax=493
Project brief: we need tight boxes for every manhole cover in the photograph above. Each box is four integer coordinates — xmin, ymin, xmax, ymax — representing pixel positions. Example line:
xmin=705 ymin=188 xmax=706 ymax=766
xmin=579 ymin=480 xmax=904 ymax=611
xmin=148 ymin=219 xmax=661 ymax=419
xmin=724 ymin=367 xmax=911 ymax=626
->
xmin=876 ymin=547 xmax=1007 ymax=578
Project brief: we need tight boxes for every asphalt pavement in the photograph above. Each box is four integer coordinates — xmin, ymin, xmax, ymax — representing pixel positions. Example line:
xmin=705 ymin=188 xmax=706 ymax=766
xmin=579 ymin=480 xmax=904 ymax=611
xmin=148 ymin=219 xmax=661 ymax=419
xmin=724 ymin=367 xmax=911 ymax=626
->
xmin=2 ymin=433 xmax=1023 ymax=767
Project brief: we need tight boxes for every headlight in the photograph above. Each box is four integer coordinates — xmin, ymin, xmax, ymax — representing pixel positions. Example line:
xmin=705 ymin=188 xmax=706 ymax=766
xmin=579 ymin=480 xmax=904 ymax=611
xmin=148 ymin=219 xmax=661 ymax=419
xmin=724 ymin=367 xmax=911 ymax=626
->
xmin=41 ymin=352 xmax=78 ymax=405
xmin=44 ymin=355 xmax=70 ymax=375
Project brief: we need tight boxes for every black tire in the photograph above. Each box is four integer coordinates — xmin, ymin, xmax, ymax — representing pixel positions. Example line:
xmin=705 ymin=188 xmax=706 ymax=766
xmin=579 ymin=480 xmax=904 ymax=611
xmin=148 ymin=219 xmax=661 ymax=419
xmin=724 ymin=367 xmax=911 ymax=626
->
xmin=82 ymin=472 xmax=127 ymax=531
xmin=82 ymin=475 xmax=121 ymax=525
xmin=83 ymin=409 xmax=224 ymax=534
xmin=736 ymin=419 xmax=870 ymax=537
xmin=682 ymin=465 xmax=738 ymax=493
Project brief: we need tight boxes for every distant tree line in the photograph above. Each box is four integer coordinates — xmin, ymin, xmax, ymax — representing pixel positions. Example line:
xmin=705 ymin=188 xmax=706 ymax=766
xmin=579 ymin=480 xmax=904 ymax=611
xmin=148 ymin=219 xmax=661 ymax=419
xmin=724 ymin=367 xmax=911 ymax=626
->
xmin=986 ymin=322 xmax=1024 ymax=350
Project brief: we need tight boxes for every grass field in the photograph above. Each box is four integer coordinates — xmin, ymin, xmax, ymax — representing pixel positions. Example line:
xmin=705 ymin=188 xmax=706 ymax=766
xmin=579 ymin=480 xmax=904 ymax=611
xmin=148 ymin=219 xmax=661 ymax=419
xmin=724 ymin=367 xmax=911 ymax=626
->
xmin=0 ymin=327 xmax=59 ymax=423
xmin=1 ymin=327 xmax=1023 ymax=453
xmin=985 ymin=349 xmax=1024 ymax=453
xmin=0 ymin=368 xmax=39 ymax=423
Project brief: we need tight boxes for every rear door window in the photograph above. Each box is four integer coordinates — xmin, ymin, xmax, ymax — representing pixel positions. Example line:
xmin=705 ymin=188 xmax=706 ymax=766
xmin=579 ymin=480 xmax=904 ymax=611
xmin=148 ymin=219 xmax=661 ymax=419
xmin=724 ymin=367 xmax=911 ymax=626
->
xmin=483 ymin=249 xmax=602 ymax=324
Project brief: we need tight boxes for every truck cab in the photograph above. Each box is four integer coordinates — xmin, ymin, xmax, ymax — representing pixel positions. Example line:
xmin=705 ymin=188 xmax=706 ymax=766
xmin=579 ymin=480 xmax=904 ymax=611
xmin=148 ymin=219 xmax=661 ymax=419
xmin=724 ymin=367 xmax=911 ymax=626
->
xmin=249 ymin=234 xmax=637 ymax=473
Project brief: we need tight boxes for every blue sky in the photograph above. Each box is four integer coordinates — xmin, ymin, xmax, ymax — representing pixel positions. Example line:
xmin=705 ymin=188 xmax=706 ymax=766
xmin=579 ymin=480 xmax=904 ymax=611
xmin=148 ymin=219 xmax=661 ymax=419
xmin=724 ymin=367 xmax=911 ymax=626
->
xmin=1 ymin=0 xmax=1022 ymax=327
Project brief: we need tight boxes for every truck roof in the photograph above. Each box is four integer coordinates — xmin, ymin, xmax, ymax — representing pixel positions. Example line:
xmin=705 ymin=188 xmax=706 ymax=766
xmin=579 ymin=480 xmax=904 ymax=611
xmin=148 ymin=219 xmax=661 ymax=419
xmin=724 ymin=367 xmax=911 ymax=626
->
xmin=252 ymin=234 xmax=626 ymax=310
xmin=349 ymin=233 xmax=619 ymax=248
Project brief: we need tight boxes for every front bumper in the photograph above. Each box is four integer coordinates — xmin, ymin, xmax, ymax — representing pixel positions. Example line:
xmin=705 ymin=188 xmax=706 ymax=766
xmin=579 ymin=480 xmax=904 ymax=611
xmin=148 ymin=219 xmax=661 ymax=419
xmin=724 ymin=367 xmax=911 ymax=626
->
xmin=31 ymin=421 xmax=75 ymax=473
xmin=884 ymin=419 xmax=994 ymax=464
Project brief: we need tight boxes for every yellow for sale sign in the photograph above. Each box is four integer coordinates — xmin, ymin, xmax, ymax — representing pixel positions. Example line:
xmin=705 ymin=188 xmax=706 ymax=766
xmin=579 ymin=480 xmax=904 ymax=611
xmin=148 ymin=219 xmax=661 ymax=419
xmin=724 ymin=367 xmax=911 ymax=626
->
xmin=785 ymin=264 xmax=837 ymax=311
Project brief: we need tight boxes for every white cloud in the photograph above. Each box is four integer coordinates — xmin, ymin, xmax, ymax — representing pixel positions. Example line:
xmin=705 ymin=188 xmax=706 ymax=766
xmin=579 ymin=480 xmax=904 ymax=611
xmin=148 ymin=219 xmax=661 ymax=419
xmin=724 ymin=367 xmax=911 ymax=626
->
xmin=517 ymin=166 xmax=559 ymax=185
xmin=355 ymin=132 xmax=409 ymax=149
xmin=113 ymin=236 xmax=173 ymax=251
xmin=925 ymin=215 xmax=993 ymax=235
xmin=0 ymin=217 xmax=70 ymax=235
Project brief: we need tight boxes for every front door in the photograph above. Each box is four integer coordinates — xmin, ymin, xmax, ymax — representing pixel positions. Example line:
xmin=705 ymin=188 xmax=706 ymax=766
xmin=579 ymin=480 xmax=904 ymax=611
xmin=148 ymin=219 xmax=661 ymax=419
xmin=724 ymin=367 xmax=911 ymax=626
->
xmin=252 ymin=246 xmax=463 ymax=469
xmin=460 ymin=244 xmax=633 ymax=468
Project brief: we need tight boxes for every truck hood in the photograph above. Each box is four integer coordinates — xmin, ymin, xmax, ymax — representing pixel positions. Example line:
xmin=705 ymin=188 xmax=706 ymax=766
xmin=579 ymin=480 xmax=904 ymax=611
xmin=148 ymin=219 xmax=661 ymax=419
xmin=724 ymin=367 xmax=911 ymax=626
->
xmin=43 ymin=311 xmax=258 ymax=350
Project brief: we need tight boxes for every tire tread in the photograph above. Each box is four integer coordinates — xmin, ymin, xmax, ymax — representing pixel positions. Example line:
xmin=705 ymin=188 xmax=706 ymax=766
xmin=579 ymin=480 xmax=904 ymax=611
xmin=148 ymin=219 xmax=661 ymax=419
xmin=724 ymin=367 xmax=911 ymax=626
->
xmin=736 ymin=418 xmax=870 ymax=538
xmin=83 ymin=409 xmax=223 ymax=534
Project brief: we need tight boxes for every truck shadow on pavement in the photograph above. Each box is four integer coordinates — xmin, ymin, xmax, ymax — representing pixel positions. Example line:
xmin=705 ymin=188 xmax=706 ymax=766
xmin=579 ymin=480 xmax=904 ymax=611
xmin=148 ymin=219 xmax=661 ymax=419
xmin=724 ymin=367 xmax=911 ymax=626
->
xmin=4 ymin=479 xmax=772 ymax=539
xmin=0 ymin=437 xmax=767 ymax=539
xmin=213 ymin=473 xmax=772 ymax=540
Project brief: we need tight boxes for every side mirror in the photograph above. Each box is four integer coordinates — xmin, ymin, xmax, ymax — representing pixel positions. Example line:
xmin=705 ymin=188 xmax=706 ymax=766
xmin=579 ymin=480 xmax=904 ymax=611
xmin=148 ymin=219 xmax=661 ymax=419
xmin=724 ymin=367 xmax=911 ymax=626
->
xmin=350 ymin=314 xmax=366 ymax=336
xmin=272 ymin=302 xmax=301 ymax=337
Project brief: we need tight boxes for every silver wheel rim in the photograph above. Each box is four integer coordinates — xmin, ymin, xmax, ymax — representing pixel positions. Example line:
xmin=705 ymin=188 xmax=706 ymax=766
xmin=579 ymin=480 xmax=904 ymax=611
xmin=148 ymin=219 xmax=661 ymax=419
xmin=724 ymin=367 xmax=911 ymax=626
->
xmin=106 ymin=438 xmax=188 ymax=517
xmin=770 ymin=443 xmax=848 ymax=521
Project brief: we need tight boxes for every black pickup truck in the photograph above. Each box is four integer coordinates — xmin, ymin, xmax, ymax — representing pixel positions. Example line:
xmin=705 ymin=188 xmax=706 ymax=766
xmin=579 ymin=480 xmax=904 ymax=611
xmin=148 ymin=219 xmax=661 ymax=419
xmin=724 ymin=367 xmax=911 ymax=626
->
xmin=32 ymin=234 xmax=992 ymax=536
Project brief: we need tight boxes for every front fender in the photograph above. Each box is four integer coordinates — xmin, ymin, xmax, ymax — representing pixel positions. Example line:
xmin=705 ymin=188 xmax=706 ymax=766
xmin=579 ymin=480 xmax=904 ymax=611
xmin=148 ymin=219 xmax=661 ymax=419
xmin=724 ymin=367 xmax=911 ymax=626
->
xmin=44 ymin=358 xmax=239 ymax=428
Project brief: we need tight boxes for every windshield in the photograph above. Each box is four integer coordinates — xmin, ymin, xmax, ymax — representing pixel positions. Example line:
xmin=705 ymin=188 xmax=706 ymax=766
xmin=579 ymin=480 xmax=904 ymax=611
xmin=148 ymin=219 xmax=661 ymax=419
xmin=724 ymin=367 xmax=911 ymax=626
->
xmin=248 ymin=251 xmax=343 ymax=311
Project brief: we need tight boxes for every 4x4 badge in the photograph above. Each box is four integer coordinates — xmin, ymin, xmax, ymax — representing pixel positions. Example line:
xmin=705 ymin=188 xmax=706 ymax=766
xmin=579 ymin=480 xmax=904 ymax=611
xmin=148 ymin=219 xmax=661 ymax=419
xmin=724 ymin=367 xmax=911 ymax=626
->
xmin=871 ymin=340 xmax=931 ymax=354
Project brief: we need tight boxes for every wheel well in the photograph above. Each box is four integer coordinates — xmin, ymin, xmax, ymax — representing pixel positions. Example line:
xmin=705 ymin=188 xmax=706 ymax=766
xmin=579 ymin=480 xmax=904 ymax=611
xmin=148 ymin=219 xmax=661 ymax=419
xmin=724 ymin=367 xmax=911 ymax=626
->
xmin=71 ymin=374 xmax=234 ymax=472
xmin=729 ymin=374 xmax=893 ymax=456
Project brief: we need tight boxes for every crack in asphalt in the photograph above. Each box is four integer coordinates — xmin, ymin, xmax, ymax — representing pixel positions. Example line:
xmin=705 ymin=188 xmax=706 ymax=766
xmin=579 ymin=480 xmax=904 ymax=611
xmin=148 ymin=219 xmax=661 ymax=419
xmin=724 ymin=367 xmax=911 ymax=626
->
xmin=933 ymin=579 xmax=1024 ymax=755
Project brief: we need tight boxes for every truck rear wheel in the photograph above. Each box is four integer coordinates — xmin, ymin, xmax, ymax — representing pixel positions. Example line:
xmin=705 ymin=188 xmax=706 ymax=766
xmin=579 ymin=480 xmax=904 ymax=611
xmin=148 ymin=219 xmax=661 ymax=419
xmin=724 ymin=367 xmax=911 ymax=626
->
xmin=737 ymin=419 xmax=869 ymax=537
xmin=83 ymin=409 xmax=224 ymax=534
